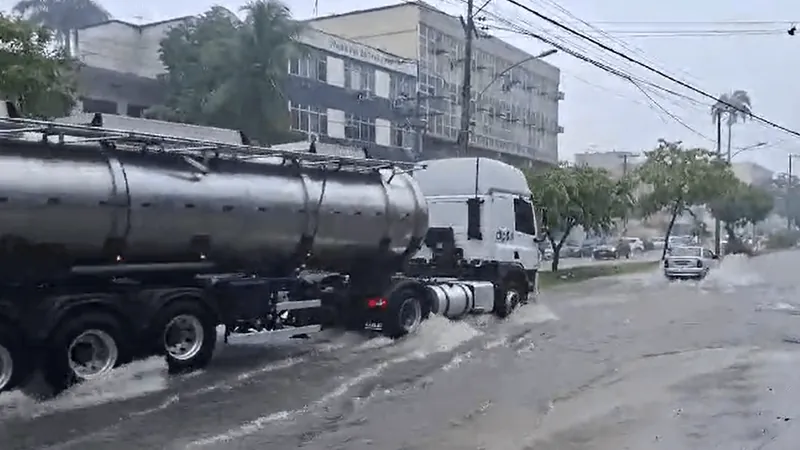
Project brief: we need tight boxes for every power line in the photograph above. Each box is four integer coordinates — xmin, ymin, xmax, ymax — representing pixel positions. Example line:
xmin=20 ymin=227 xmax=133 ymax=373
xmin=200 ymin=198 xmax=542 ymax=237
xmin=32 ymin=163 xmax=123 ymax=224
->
xmin=503 ymin=0 xmax=800 ymax=140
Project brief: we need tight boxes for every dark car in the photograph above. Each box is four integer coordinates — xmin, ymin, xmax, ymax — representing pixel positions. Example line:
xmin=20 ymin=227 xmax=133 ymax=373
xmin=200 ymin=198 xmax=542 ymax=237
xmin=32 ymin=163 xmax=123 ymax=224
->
xmin=580 ymin=242 xmax=596 ymax=258
xmin=592 ymin=240 xmax=631 ymax=260
xmin=562 ymin=245 xmax=582 ymax=258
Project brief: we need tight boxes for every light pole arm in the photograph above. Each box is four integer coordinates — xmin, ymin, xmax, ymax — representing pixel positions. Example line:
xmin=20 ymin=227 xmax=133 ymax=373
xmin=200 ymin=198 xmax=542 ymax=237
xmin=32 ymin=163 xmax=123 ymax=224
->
xmin=476 ymin=49 xmax=557 ymax=98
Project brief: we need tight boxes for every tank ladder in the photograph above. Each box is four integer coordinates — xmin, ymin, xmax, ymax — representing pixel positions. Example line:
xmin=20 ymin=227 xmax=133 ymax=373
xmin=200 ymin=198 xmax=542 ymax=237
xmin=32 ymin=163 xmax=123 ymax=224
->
xmin=0 ymin=106 xmax=419 ymax=174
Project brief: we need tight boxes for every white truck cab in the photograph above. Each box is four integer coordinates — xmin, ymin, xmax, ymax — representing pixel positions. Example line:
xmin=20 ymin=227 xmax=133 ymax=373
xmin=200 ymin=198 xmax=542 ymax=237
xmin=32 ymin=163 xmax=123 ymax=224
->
xmin=412 ymin=158 xmax=542 ymax=281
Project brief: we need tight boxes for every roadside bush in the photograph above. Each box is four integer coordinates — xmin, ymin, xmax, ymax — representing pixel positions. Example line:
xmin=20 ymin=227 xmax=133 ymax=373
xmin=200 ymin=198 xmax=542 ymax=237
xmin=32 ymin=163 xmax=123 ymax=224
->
xmin=766 ymin=229 xmax=800 ymax=249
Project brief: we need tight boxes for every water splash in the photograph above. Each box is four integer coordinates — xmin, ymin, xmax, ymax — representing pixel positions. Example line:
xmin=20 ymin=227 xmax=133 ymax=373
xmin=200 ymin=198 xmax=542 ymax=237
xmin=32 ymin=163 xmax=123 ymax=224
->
xmin=701 ymin=254 xmax=762 ymax=291
xmin=0 ymin=357 xmax=167 ymax=419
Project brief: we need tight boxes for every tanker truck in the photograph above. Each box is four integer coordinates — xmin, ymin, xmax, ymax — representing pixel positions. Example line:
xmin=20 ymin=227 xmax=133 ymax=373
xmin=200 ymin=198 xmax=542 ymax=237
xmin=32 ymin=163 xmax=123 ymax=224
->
xmin=0 ymin=105 xmax=542 ymax=396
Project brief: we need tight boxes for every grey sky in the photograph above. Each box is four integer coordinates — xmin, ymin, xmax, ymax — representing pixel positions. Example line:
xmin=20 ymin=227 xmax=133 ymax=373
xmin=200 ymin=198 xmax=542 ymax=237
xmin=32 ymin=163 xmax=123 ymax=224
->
xmin=3 ymin=0 xmax=798 ymax=172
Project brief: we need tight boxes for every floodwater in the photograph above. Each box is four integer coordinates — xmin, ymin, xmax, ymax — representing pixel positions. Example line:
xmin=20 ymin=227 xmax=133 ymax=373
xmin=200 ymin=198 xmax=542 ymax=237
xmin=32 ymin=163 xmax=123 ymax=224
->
xmin=1 ymin=251 xmax=798 ymax=449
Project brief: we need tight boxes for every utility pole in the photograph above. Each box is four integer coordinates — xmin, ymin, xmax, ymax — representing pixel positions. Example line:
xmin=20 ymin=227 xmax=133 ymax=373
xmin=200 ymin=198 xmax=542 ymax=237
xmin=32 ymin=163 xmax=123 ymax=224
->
xmin=788 ymin=154 xmax=797 ymax=230
xmin=713 ymin=113 xmax=723 ymax=255
xmin=458 ymin=0 xmax=476 ymax=156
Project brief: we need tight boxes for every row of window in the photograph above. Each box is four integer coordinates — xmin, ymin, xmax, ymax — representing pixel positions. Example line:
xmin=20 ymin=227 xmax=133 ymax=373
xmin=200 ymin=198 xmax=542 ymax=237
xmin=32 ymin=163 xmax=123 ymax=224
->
xmin=81 ymin=98 xmax=147 ymax=117
xmin=288 ymin=103 xmax=412 ymax=148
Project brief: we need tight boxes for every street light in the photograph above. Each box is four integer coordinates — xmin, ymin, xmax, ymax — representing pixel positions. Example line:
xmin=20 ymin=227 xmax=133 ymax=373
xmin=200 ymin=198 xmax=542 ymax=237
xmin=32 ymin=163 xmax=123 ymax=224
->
xmin=476 ymin=49 xmax=558 ymax=98
xmin=729 ymin=141 xmax=768 ymax=160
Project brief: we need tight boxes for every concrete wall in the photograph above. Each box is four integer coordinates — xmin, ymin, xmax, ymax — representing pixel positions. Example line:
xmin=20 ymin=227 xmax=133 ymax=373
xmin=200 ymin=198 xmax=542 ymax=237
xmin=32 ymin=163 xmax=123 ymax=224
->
xmin=309 ymin=4 xmax=421 ymax=59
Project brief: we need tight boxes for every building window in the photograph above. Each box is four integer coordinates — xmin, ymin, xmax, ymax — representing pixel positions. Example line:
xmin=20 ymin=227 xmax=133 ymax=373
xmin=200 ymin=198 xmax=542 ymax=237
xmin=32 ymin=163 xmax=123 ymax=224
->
xmin=82 ymin=97 xmax=117 ymax=114
xmin=289 ymin=51 xmax=327 ymax=83
xmin=344 ymin=114 xmax=376 ymax=143
xmin=344 ymin=60 xmax=375 ymax=93
xmin=391 ymin=123 xmax=413 ymax=148
xmin=290 ymin=103 xmax=328 ymax=136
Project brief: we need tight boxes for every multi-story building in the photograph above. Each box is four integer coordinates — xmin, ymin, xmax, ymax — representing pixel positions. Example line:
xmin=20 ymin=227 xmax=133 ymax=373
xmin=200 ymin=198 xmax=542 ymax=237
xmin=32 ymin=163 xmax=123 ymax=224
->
xmin=70 ymin=16 xmax=418 ymax=160
xmin=309 ymin=1 xmax=563 ymax=168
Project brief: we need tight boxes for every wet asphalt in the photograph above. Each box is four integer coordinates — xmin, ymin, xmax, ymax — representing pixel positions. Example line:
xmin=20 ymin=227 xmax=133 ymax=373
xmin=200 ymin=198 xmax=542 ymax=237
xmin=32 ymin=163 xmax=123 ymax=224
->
xmin=1 ymin=250 xmax=799 ymax=449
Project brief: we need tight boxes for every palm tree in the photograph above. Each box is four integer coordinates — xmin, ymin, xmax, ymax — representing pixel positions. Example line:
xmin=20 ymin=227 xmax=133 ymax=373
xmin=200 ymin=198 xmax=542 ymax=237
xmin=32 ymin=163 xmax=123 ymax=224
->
xmin=13 ymin=0 xmax=111 ymax=54
xmin=710 ymin=90 xmax=752 ymax=161
xmin=217 ymin=0 xmax=303 ymax=143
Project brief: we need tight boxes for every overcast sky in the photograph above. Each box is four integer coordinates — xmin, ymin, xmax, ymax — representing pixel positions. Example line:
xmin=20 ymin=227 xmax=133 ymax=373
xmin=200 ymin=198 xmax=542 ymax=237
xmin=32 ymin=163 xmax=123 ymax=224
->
xmin=3 ymin=0 xmax=798 ymax=172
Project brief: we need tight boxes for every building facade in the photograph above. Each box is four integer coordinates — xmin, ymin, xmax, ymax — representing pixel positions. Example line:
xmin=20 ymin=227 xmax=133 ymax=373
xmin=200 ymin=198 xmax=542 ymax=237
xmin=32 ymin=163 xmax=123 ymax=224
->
xmin=731 ymin=161 xmax=773 ymax=186
xmin=574 ymin=151 xmax=641 ymax=179
xmin=309 ymin=1 xmax=563 ymax=167
xmin=70 ymin=17 xmax=418 ymax=160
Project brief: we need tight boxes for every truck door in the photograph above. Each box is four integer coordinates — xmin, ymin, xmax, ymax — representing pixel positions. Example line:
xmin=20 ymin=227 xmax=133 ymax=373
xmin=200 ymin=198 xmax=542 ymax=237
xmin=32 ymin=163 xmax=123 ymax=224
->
xmin=512 ymin=196 xmax=540 ymax=270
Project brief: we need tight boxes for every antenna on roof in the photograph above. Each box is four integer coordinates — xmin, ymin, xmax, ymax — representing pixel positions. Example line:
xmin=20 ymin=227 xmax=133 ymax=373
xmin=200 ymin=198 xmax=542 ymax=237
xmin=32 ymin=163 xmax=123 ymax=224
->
xmin=314 ymin=0 xmax=319 ymax=16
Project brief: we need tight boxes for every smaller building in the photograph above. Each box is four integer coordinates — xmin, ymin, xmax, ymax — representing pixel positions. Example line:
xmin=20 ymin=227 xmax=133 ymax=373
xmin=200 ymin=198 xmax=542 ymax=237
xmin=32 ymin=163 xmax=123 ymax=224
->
xmin=574 ymin=151 xmax=641 ymax=179
xmin=70 ymin=16 xmax=419 ymax=160
xmin=731 ymin=161 xmax=773 ymax=186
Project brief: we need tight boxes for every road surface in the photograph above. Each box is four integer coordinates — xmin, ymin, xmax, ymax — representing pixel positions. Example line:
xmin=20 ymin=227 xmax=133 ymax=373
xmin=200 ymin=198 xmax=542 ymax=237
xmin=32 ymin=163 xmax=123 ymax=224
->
xmin=1 ymin=250 xmax=798 ymax=449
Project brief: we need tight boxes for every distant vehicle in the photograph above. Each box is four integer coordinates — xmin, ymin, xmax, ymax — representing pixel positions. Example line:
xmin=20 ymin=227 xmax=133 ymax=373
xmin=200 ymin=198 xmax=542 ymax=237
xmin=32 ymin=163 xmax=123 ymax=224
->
xmin=652 ymin=238 xmax=666 ymax=249
xmin=579 ymin=242 xmax=596 ymax=258
xmin=562 ymin=245 xmax=582 ymax=258
xmin=621 ymin=237 xmax=645 ymax=253
xmin=663 ymin=246 xmax=719 ymax=280
xmin=593 ymin=242 xmax=629 ymax=260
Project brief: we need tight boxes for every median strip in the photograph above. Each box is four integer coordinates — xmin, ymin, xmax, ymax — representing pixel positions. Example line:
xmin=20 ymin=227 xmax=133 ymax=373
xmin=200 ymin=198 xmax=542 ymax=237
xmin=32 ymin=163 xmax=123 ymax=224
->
xmin=539 ymin=261 xmax=660 ymax=289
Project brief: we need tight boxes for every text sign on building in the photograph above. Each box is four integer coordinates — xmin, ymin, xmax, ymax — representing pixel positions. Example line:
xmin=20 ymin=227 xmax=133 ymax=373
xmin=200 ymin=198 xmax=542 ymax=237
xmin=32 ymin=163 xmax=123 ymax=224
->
xmin=297 ymin=28 xmax=416 ymax=76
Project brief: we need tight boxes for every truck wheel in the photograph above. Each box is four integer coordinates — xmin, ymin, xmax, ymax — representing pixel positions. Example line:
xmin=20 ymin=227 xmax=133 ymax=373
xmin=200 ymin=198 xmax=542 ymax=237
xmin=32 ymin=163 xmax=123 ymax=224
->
xmin=383 ymin=287 xmax=424 ymax=339
xmin=0 ymin=324 xmax=30 ymax=392
xmin=42 ymin=312 xmax=128 ymax=393
xmin=494 ymin=279 xmax=525 ymax=318
xmin=153 ymin=301 xmax=217 ymax=374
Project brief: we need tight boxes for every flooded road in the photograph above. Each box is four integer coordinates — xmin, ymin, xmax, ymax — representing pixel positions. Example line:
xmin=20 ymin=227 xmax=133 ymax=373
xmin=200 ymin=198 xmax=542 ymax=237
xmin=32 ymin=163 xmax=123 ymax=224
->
xmin=1 ymin=251 xmax=798 ymax=449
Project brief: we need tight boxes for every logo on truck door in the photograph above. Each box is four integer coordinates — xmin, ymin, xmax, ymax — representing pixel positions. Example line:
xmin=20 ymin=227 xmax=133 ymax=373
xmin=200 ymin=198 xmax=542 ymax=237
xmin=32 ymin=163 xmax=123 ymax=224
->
xmin=495 ymin=228 xmax=513 ymax=242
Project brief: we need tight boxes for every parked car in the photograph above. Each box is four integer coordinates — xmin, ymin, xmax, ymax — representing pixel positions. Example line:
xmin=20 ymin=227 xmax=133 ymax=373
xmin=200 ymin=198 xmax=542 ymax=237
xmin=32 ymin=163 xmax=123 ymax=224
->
xmin=593 ymin=242 xmax=626 ymax=260
xmin=663 ymin=246 xmax=719 ymax=280
xmin=652 ymin=237 xmax=666 ymax=250
xmin=562 ymin=245 xmax=582 ymax=258
xmin=621 ymin=237 xmax=645 ymax=254
xmin=580 ymin=242 xmax=596 ymax=257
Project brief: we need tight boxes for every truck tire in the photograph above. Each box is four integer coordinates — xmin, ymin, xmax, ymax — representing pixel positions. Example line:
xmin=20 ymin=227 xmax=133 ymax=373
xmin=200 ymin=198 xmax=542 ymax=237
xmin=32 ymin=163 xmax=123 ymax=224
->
xmin=494 ymin=278 xmax=525 ymax=319
xmin=153 ymin=301 xmax=217 ymax=374
xmin=0 ymin=323 xmax=30 ymax=393
xmin=383 ymin=287 xmax=424 ymax=339
xmin=41 ymin=312 xmax=128 ymax=394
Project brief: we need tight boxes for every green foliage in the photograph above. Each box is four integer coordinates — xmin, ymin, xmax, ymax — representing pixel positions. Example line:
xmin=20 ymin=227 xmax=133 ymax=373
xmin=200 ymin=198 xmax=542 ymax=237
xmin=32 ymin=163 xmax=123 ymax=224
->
xmin=147 ymin=1 xmax=302 ymax=145
xmin=0 ymin=14 xmax=76 ymax=117
xmin=13 ymin=0 xmax=110 ymax=53
xmin=528 ymin=163 xmax=633 ymax=271
xmin=636 ymin=140 xmax=737 ymax=257
xmin=710 ymin=90 xmax=752 ymax=126
xmin=766 ymin=173 xmax=800 ymax=226
xmin=766 ymin=229 xmax=800 ymax=250
xmin=708 ymin=182 xmax=773 ymax=227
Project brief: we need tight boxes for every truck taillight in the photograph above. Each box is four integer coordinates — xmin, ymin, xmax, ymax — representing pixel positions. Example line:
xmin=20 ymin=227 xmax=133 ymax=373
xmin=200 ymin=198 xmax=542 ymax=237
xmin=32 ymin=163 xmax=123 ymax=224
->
xmin=367 ymin=297 xmax=387 ymax=309
xmin=696 ymin=260 xmax=703 ymax=268
xmin=664 ymin=260 xmax=669 ymax=268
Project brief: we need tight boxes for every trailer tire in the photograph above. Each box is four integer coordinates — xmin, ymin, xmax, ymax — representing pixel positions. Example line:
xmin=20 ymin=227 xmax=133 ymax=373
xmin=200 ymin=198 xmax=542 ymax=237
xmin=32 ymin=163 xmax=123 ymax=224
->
xmin=41 ymin=312 xmax=127 ymax=394
xmin=383 ymin=287 xmax=424 ymax=339
xmin=153 ymin=301 xmax=217 ymax=374
xmin=0 ymin=323 xmax=30 ymax=393
xmin=494 ymin=278 xmax=525 ymax=319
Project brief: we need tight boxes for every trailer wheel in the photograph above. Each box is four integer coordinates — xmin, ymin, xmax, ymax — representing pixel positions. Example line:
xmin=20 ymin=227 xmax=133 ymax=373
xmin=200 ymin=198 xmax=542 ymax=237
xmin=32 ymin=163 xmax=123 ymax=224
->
xmin=153 ymin=301 xmax=217 ymax=374
xmin=383 ymin=287 xmax=424 ymax=339
xmin=494 ymin=279 xmax=525 ymax=319
xmin=42 ymin=312 xmax=127 ymax=393
xmin=0 ymin=323 xmax=30 ymax=393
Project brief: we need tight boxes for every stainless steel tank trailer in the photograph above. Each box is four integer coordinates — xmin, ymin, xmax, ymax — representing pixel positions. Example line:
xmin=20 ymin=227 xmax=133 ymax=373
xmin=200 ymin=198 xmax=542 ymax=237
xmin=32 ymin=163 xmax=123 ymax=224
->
xmin=0 ymin=103 xmax=542 ymax=396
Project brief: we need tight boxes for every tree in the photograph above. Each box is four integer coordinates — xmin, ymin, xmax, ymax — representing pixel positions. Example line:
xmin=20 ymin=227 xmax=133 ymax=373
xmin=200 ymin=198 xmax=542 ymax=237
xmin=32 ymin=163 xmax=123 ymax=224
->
xmin=148 ymin=1 xmax=303 ymax=145
xmin=710 ymin=90 xmax=752 ymax=161
xmin=636 ymin=140 xmax=737 ymax=259
xmin=529 ymin=164 xmax=633 ymax=271
xmin=0 ymin=13 xmax=76 ymax=117
xmin=708 ymin=181 xmax=773 ymax=251
xmin=13 ymin=0 xmax=110 ymax=54
xmin=766 ymin=173 xmax=800 ymax=227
